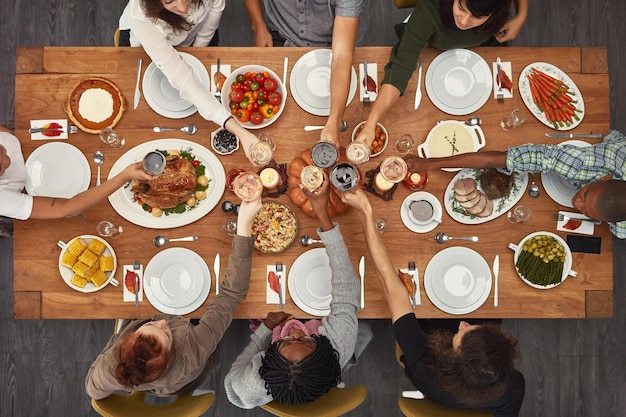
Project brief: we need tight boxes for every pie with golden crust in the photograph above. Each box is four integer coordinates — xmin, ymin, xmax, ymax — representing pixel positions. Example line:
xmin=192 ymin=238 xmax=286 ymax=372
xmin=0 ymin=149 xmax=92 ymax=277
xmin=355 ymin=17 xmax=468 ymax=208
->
xmin=64 ymin=77 xmax=126 ymax=134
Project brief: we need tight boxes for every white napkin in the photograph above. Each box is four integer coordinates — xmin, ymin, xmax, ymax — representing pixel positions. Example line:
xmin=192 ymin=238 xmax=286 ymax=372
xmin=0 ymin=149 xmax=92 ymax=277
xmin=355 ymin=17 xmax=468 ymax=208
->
xmin=266 ymin=264 xmax=286 ymax=304
xmin=122 ymin=264 xmax=144 ymax=302
xmin=493 ymin=61 xmax=513 ymax=99
xmin=359 ymin=62 xmax=378 ymax=102
xmin=30 ymin=119 xmax=68 ymax=140
xmin=399 ymin=267 xmax=420 ymax=305
xmin=211 ymin=64 xmax=232 ymax=95
xmin=556 ymin=210 xmax=595 ymax=235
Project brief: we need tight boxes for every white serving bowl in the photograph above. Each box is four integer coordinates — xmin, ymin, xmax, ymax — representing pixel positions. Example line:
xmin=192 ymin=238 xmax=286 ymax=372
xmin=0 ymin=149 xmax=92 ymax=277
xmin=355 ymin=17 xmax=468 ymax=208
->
xmin=221 ymin=65 xmax=286 ymax=130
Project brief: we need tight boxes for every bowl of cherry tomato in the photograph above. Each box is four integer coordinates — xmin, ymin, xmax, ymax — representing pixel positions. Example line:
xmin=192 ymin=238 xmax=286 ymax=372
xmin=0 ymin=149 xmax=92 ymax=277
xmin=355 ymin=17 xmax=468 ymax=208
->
xmin=222 ymin=65 xmax=286 ymax=130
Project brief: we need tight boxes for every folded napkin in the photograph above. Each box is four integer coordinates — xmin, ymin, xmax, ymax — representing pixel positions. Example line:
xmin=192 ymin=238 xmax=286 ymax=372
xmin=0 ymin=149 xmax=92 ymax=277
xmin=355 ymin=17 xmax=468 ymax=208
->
xmin=30 ymin=119 xmax=68 ymax=140
xmin=122 ymin=264 xmax=143 ymax=303
xmin=211 ymin=64 xmax=232 ymax=95
xmin=556 ymin=210 xmax=595 ymax=235
xmin=399 ymin=268 xmax=420 ymax=305
xmin=359 ymin=62 xmax=378 ymax=102
xmin=266 ymin=264 xmax=286 ymax=304
xmin=493 ymin=61 xmax=513 ymax=99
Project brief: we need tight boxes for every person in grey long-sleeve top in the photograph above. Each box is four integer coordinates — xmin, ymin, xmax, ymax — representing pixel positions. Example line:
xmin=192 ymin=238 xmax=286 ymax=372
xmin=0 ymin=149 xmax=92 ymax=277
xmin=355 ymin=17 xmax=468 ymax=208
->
xmin=224 ymin=174 xmax=372 ymax=408
xmin=85 ymin=197 xmax=262 ymax=400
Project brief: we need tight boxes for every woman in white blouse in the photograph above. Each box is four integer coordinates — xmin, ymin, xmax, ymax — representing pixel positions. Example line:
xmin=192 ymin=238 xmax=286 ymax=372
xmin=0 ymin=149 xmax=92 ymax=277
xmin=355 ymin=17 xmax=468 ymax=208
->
xmin=119 ymin=0 xmax=260 ymax=163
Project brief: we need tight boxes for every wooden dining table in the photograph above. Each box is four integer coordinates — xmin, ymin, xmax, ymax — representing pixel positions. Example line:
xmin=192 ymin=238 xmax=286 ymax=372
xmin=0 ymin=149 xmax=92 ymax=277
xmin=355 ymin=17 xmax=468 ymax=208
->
xmin=13 ymin=45 xmax=612 ymax=320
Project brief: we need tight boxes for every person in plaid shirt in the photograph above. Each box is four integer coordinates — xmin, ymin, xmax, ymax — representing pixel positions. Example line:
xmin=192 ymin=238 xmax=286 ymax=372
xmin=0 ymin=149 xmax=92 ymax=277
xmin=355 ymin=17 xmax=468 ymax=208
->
xmin=404 ymin=129 xmax=626 ymax=238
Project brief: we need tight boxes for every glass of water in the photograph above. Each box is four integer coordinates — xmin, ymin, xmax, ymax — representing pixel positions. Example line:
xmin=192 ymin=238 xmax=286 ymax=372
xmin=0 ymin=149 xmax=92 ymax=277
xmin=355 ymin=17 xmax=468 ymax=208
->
xmin=99 ymin=128 xmax=126 ymax=148
xmin=96 ymin=220 xmax=123 ymax=239
xmin=500 ymin=109 xmax=526 ymax=131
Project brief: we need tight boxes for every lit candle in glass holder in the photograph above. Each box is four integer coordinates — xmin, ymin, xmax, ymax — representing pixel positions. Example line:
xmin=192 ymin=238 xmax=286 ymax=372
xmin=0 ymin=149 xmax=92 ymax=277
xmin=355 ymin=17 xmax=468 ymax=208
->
xmin=373 ymin=172 xmax=394 ymax=193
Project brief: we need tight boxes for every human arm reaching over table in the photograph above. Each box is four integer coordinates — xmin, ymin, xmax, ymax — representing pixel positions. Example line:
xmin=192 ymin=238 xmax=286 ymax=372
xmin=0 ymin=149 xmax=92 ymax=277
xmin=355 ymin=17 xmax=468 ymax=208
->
xmin=340 ymin=188 xmax=413 ymax=322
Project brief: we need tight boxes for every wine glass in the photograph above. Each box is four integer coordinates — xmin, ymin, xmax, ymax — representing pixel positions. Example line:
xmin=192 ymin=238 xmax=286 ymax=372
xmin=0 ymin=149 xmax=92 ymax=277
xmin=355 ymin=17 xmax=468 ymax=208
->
xmin=232 ymin=172 xmax=263 ymax=201
xmin=99 ymin=128 xmax=125 ymax=148
xmin=96 ymin=221 xmax=123 ymax=239
xmin=249 ymin=141 xmax=273 ymax=165
xmin=222 ymin=219 xmax=237 ymax=236
xmin=375 ymin=217 xmax=388 ymax=233
xmin=500 ymin=109 xmax=526 ymax=131
xmin=507 ymin=205 xmax=532 ymax=223
xmin=346 ymin=141 xmax=371 ymax=165
xmin=394 ymin=134 xmax=415 ymax=154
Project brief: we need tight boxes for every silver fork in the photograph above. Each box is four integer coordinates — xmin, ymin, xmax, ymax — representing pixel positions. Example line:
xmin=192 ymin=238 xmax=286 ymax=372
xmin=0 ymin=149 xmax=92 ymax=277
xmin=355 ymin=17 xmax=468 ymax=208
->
xmin=496 ymin=57 xmax=504 ymax=103
xmin=29 ymin=125 xmax=78 ymax=134
xmin=557 ymin=213 xmax=601 ymax=225
xmin=363 ymin=61 xmax=370 ymax=106
xmin=276 ymin=261 xmax=283 ymax=310
xmin=408 ymin=261 xmax=417 ymax=308
xmin=132 ymin=260 xmax=140 ymax=308
xmin=214 ymin=58 xmax=222 ymax=103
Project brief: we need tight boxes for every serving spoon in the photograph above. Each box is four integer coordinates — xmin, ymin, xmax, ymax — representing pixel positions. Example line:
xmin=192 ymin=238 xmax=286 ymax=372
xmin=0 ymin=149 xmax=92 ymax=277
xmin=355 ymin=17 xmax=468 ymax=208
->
xmin=304 ymin=121 xmax=348 ymax=132
xmin=465 ymin=116 xmax=482 ymax=126
xmin=299 ymin=235 xmax=323 ymax=246
xmin=93 ymin=151 xmax=104 ymax=186
xmin=153 ymin=235 xmax=198 ymax=247
xmin=528 ymin=173 xmax=540 ymax=198
xmin=434 ymin=232 xmax=478 ymax=244
xmin=153 ymin=124 xmax=198 ymax=135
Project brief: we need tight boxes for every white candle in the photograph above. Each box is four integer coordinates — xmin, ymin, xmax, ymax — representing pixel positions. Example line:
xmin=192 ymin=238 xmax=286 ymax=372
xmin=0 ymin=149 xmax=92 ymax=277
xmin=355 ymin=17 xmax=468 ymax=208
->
xmin=374 ymin=172 xmax=394 ymax=193
xmin=260 ymin=167 xmax=280 ymax=188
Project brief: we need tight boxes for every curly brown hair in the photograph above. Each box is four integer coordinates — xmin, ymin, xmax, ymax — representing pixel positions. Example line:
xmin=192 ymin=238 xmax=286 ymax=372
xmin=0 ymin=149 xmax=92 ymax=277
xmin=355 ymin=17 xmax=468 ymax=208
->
xmin=114 ymin=331 xmax=170 ymax=388
xmin=424 ymin=325 xmax=519 ymax=406
xmin=439 ymin=0 xmax=512 ymax=35
xmin=141 ymin=0 xmax=204 ymax=33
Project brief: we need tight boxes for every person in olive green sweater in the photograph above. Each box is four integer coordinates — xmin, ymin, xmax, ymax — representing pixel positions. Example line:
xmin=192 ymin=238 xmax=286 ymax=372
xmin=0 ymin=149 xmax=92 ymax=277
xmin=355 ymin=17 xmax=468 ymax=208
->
xmin=355 ymin=0 xmax=523 ymax=148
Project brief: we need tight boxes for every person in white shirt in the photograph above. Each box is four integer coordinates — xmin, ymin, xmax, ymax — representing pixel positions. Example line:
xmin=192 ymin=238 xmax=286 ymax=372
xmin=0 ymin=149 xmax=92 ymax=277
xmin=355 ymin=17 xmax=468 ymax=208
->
xmin=119 ymin=0 xmax=261 ymax=164
xmin=0 ymin=128 xmax=156 ymax=220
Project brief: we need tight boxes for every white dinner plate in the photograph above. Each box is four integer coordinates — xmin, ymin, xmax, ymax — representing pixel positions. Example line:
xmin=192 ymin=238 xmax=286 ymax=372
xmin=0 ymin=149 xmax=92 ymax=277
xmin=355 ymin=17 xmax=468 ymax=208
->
xmin=444 ymin=168 xmax=528 ymax=224
xmin=143 ymin=247 xmax=211 ymax=315
xmin=424 ymin=247 xmax=492 ymax=315
xmin=57 ymin=235 xmax=117 ymax=293
xmin=142 ymin=52 xmax=210 ymax=119
xmin=541 ymin=140 xmax=590 ymax=207
xmin=25 ymin=142 xmax=90 ymax=198
xmin=518 ymin=62 xmax=585 ymax=131
xmin=288 ymin=248 xmax=332 ymax=316
xmin=400 ymin=191 xmax=443 ymax=233
xmin=425 ymin=49 xmax=493 ymax=116
xmin=289 ymin=49 xmax=357 ymax=116
xmin=107 ymin=139 xmax=225 ymax=229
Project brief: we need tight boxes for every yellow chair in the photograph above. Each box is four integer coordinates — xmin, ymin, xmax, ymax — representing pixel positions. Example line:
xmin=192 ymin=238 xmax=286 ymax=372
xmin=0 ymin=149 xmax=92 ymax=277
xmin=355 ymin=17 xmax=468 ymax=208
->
xmin=91 ymin=391 xmax=215 ymax=417
xmin=114 ymin=28 xmax=120 ymax=47
xmin=394 ymin=0 xmax=418 ymax=8
xmin=259 ymin=385 xmax=367 ymax=417
xmin=399 ymin=396 xmax=493 ymax=417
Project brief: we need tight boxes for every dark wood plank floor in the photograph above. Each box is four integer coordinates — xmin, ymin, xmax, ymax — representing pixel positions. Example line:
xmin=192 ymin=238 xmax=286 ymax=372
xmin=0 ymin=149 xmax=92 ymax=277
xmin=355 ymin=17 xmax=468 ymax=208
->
xmin=1 ymin=1 xmax=625 ymax=416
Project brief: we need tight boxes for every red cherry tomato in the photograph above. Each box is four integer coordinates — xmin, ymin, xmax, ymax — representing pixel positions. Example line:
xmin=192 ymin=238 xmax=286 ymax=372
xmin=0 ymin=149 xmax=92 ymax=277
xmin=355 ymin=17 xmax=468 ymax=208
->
xmin=192 ymin=160 xmax=201 ymax=167
xmin=268 ymin=90 xmax=282 ymax=106
xmin=229 ymin=88 xmax=244 ymax=103
xmin=263 ymin=78 xmax=278 ymax=91
xmin=250 ymin=111 xmax=264 ymax=125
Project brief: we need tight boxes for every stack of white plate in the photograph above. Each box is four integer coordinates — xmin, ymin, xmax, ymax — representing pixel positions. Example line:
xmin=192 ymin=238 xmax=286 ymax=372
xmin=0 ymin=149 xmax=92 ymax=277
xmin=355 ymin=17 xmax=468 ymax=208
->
xmin=288 ymin=248 xmax=332 ymax=316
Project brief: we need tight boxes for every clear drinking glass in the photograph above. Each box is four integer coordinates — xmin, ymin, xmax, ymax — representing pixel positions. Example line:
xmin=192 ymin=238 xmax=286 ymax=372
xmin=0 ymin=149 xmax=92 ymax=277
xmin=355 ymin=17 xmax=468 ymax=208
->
xmin=99 ymin=128 xmax=126 ymax=148
xmin=375 ymin=217 xmax=388 ymax=233
xmin=143 ymin=151 xmax=166 ymax=175
xmin=346 ymin=141 xmax=371 ymax=165
xmin=222 ymin=219 xmax=237 ymax=236
xmin=96 ymin=220 xmax=123 ymax=239
xmin=379 ymin=156 xmax=408 ymax=184
xmin=300 ymin=165 xmax=324 ymax=192
xmin=500 ymin=108 xmax=526 ymax=131
xmin=249 ymin=141 xmax=273 ymax=166
xmin=394 ymin=134 xmax=415 ymax=154
xmin=507 ymin=205 xmax=532 ymax=223
xmin=232 ymin=172 xmax=263 ymax=201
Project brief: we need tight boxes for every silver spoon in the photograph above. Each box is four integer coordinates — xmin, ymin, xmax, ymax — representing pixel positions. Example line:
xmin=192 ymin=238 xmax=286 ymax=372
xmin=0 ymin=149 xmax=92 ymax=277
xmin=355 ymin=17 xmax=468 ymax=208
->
xmin=153 ymin=235 xmax=198 ymax=247
xmin=528 ymin=173 xmax=540 ymax=198
xmin=299 ymin=235 xmax=323 ymax=246
xmin=153 ymin=124 xmax=198 ymax=135
xmin=434 ymin=232 xmax=478 ymax=244
xmin=465 ymin=116 xmax=482 ymax=126
xmin=304 ymin=121 xmax=348 ymax=132
xmin=93 ymin=151 xmax=104 ymax=186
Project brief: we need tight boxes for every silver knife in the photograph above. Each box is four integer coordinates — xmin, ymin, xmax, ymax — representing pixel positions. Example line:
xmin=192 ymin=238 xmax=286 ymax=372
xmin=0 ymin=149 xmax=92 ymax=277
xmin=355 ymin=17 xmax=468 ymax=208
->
xmin=133 ymin=58 xmax=142 ymax=109
xmin=132 ymin=259 xmax=140 ymax=308
xmin=213 ymin=253 xmax=220 ymax=295
xmin=358 ymin=256 xmax=365 ymax=309
xmin=493 ymin=255 xmax=500 ymax=308
xmin=414 ymin=58 xmax=423 ymax=110
xmin=216 ymin=58 xmax=221 ymax=91
xmin=545 ymin=132 xmax=602 ymax=139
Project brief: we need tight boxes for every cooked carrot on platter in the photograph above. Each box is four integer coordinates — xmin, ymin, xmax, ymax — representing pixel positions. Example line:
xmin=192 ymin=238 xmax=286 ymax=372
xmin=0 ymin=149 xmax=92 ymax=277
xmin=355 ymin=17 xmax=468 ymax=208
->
xmin=525 ymin=67 xmax=582 ymax=129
